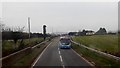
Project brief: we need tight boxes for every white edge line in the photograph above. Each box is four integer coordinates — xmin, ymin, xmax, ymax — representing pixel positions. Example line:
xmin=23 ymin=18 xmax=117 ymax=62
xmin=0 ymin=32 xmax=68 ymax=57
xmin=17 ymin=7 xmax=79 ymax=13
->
xmin=31 ymin=42 xmax=52 ymax=68
xmin=71 ymin=49 xmax=94 ymax=66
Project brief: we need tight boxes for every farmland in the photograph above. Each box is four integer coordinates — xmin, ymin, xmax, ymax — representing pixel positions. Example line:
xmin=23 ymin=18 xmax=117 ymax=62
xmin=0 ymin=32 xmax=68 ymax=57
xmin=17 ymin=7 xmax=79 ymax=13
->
xmin=72 ymin=43 xmax=120 ymax=67
xmin=72 ymin=35 xmax=120 ymax=67
xmin=72 ymin=35 xmax=119 ymax=56
xmin=2 ymin=38 xmax=44 ymax=57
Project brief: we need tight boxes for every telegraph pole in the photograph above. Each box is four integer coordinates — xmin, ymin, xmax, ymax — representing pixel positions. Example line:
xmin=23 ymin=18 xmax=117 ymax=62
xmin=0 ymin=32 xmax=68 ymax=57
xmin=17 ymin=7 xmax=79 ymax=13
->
xmin=28 ymin=17 xmax=30 ymax=41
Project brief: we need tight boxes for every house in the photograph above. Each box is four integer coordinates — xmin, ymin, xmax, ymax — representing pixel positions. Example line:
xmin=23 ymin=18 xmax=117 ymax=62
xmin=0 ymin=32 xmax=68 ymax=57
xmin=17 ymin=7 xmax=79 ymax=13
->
xmin=78 ymin=29 xmax=95 ymax=36
xmin=95 ymin=28 xmax=107 ymax=35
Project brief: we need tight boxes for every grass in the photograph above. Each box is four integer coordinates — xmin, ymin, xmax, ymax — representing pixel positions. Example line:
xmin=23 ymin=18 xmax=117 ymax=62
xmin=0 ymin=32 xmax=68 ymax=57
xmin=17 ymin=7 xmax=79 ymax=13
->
xmin=3 ymin=39 xmax=51 ymax=67
xmin=22 ymin=38 xmax=44 ymax=47
xmin=2 ymin=37 xmax=44 ymax=57
xmin=72 ymin=35 xmax=119 ymax=54
xmin=72 ymin=43 xmax=120 ymax=68
xmin=12 ymin=40 xmax=50 ymax=67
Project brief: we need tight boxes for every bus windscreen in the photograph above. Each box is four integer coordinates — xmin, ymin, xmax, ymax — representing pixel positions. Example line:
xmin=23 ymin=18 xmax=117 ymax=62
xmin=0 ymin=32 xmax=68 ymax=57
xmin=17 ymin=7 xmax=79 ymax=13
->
xmin=60 ymin=38 xmax=70 ymax=45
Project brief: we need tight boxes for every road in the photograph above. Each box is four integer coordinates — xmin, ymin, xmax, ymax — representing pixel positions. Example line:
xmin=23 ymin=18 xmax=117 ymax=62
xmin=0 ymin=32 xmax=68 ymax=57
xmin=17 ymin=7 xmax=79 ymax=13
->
xmin=33 ymin=37 xmax=93 ymax=68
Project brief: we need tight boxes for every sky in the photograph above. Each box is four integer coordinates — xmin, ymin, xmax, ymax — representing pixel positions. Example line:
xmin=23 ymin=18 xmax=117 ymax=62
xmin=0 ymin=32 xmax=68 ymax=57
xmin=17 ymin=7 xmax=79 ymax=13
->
xmin=1 ymin=0 xmax=119 ymax=2
xmin=1 ymin=1 xmax=119 ymax=33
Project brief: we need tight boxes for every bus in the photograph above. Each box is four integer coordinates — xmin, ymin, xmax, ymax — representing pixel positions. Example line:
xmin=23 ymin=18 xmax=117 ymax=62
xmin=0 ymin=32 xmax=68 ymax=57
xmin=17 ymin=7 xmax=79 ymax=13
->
xmin=59 ymin=37 xmax=71 ymax=49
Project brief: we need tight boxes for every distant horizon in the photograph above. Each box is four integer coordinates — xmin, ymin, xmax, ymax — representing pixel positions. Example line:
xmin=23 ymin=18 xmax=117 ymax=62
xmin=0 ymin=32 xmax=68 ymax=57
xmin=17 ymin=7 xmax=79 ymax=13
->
xmin=1 ymin=24 xmax=118 ymax=34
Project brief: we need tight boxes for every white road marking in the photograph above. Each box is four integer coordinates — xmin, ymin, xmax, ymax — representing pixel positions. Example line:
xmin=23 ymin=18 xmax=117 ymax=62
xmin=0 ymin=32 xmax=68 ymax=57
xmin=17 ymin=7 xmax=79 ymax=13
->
xmin=31 ymin=42 xmax=52 ymax=68
xmin=58 ymin=48 xmax=65 ymax=68
xmin=62 ymin=64 xmax=65 ymax=68
xmin=60 ymin=55 xmax=63 ymax=62
xmin=71 ymin=49 xmax=94 ymax=66
xmin=60 ymin=54 xmax=65 ymax=68
xmin=59 ymin=51 xmax=61 ymax=55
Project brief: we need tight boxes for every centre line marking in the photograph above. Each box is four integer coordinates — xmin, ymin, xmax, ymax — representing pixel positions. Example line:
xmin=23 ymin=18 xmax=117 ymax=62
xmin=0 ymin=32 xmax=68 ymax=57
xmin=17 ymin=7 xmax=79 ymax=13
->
xmin=58 ymin=48 xmax=65 ymax=68
xmin=58 ymin=48 xmax=59 ymax=50
xmin=60 ymin=54 xmax=65 ymax=68
xmin=60 ymin=55 xmax=63 ymax=62
xmin=59 ymin=51 xmax=61 ymax=55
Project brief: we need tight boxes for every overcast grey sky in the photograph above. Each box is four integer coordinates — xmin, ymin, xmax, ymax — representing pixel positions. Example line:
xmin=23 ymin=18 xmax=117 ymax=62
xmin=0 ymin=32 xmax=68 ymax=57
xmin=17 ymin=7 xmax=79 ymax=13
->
xmin=1 ymin=0 xmax=119 ymax=2
xmin=2 ymin=2 xmax=118 ymax=33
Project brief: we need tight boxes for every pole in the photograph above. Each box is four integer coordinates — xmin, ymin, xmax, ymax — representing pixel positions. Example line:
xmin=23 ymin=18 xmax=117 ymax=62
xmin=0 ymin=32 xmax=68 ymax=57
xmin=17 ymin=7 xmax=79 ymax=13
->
xmin=28 ymin=17 xmax=30 ymax=41
xmin=43 ymin=25 xmax=46 ymax=40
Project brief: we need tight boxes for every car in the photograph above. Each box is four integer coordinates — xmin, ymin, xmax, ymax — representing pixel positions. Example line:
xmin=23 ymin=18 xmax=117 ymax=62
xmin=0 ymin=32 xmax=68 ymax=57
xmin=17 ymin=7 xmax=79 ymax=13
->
xmin=59 ymin=37 xmax=71 ymax=49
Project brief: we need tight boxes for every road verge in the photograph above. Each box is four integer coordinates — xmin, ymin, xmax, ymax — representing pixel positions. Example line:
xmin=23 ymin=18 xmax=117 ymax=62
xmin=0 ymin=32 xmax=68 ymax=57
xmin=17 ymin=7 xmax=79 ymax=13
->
xmin=1 ymin=39 xmax=52 ymax=68
xmin=71 ymin=41 xmax=120 ymax=68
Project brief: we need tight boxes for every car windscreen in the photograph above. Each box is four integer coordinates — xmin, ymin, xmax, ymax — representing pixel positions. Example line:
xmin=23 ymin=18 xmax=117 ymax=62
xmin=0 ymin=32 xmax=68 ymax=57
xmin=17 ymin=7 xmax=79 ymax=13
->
xmin=60 ymin=38 xmax=71 ymax=45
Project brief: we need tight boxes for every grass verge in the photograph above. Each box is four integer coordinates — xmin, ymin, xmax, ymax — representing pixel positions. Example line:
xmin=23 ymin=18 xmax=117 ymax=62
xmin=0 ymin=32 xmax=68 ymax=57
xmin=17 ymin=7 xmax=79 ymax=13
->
xmin=2 ymin=37 xmax=44 ymax=57
xmin=2 ymin=40 xmax=51 ymax=68
xmin=72 ymin=43 xmax=120 ymax=68
xmin=72 ymin=35 xmax=119 ymax=56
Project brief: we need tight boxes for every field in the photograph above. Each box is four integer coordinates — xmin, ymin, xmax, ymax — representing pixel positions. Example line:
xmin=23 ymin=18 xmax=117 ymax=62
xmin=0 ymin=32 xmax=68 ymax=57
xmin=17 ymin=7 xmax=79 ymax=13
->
xmin=72 ymin=35 xmax=120 ymax=67
xmin=2 ymin=38 xmax=51 ymax=67
xmin=2 ymin=37 xmax=44 ymax=57
xmin=72 ymin=35 xmax=119 ymax=56
xmin=72 ymin=43 xmax=120 ymax=68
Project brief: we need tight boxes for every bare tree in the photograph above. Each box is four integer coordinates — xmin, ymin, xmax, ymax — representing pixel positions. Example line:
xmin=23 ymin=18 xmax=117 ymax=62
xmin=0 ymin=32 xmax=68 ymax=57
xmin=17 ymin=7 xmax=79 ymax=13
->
xmin=12 ymin=26 xmax=25 ymax=49
xmin=2 ymin=24 xmax=25 ymax=50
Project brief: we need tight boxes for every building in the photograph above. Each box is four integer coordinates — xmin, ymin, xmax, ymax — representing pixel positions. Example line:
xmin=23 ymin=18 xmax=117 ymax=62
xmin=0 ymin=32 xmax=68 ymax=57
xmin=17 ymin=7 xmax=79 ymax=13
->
xmin=95 ymin=28 xmax=107 ymax=35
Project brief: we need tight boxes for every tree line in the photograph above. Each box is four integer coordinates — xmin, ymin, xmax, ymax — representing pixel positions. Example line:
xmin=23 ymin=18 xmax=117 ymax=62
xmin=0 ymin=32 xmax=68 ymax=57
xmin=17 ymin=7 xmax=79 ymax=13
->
xmin=1 ymin=23 xmax=51 ymax=50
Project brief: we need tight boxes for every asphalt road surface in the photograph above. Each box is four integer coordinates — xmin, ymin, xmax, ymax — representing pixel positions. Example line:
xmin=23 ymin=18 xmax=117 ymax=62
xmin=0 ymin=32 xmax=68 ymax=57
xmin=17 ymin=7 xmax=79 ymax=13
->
xmin=33 ymin=37 xmax=93 ymax=68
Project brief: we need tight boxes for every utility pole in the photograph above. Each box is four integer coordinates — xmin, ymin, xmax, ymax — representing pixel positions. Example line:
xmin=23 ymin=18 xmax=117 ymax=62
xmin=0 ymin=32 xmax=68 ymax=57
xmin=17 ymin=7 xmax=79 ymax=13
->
xmin=28 ymin=17 xmax=30 ymax=41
